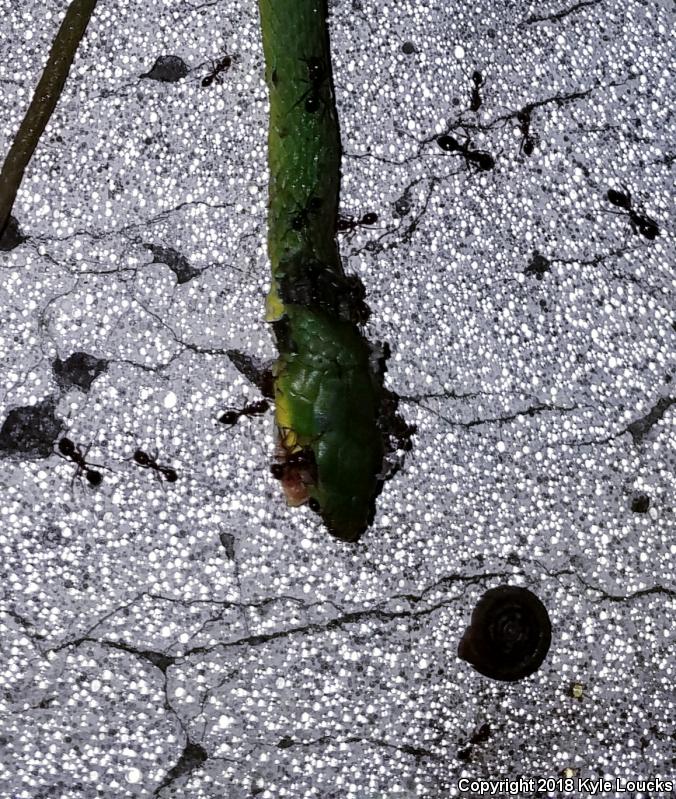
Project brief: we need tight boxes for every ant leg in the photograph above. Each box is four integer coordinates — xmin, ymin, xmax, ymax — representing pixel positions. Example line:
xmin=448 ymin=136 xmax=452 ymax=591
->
xmin=459 ymin=124 xmax=475 ymax=142
xmin=288 ymin=85 xmax=313 ymax=114
xmin=461 ymin=151 xmax=474 ymax=174
xmin=69 ymin=469 xmax=80 ymax=494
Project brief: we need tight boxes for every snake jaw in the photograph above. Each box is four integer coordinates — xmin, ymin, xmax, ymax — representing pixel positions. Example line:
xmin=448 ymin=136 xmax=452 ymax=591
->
xmin=273 ymin=433 xmax=318 ymax=507
xmin=280 ymin=466 xmax=313 ymax=506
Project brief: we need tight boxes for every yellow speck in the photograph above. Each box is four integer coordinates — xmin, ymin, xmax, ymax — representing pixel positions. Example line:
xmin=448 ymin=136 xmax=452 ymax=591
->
xmin=266 ymin=286 xmax=284 ymax=321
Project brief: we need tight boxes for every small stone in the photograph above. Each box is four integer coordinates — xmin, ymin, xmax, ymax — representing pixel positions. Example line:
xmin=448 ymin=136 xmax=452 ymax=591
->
xmin=0 ymin=399 xmax=62 ymax=457
xmin=53 ymin=351 xmax=108 ymax=392
xmin=631 ymin=493 xmax=650 ymax=513
xmin=144 ymin=243 xmax=202 ymax=284
xmin=140 ymin=55 xmax=189 ymax=83
xmin=219 ymin=532 xmax=236 ymax=560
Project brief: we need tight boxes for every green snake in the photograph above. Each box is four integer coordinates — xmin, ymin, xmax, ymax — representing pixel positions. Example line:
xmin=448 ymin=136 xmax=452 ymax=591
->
xmin=258 ymin=0 xmax=403 ymax=542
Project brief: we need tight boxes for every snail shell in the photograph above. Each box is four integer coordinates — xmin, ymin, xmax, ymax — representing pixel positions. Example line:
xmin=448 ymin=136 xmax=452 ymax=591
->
xmin=458 ymin=585 xmax=552 ymax=682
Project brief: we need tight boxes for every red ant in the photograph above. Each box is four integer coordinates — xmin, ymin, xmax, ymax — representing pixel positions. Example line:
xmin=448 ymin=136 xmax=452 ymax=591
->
xmin=293 ymin=56 xmax=328 ymax=113
xmin=270 ymin=444 xmax=317 ymax=507
xmin=201 ymin=54 xmax=235 ymax=87
xmin=437 ymin=132 xmax=495 ymax=171
xmin=219 ymin=399 xmax=270 ymax=428
xmin=290 ymin=196 xmax=323 ymax=233
xmin=469 ymin=70 xmax=484 ymax=112
xmin=606 ymin=186 xmax=659 ymax=240
xmin=270 ymin=447 xmax=314 ymax=478
xmin=57 ymin=437 xmax=103 ymax=487
xmin=133 ymin=449 xmax=178 ymax=483
xmin=517 ymin=105 xmax=538 ymax=156
xmin=336 ymin=211 xmax=378 ymax=234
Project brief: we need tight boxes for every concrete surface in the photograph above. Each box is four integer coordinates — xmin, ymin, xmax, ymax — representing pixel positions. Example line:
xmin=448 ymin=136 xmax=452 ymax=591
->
xmin=0 ymin=0 xmax=674 ymax=796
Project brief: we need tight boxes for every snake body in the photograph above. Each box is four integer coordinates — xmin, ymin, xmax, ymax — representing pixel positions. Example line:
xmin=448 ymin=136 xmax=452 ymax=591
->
xmin=258 ymin=0 xmax=386 ymax=541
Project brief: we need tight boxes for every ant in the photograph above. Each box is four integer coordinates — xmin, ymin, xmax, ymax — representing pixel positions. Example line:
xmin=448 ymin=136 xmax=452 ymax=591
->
xmin=133 ymin=449 xmax=178 ymax=483
xmin=606 ymin=186 xmax=659 ymax=240
xmin=336 ymin=211 xmax=378 ymax=233
xmin=290 ymin=196 xmax=322 ymax=232
xmin=270 ymin=446 xmax=317 ymax=507
xmin=469 ymin=70 xmax=484 ymax=112
xmin=57 ymin=437 xmax=103 ymax=487
xmin=219 ymin=399 xmax=270 ymax=427
xmin=201 ymin=54 xmax=234 ymax=87
xmin=294 ymin=56 xmax=328 ymax=113
xmin=270 ymin=448 xmax=314 ymax=480
xmin=436 ymin=132 xmax=495 ymax=171
xmin=517 ymin=105 xmax=537 ymax=156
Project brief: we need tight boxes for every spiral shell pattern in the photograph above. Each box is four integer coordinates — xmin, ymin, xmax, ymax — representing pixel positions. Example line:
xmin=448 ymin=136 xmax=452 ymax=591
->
xmin=458 ymin=585 xmax=552 ymax=682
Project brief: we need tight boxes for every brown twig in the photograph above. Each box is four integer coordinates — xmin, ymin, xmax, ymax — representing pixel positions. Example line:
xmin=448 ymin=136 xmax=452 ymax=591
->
xmin=0 ymin=0 xmax=98 ymax=238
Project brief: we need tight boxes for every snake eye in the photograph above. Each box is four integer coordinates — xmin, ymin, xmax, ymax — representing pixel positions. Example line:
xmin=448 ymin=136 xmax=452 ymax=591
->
xmin=458 ymin=585 xmax=552 ymax=682
xmin=308 ymin=497 xmax=320 ymax=512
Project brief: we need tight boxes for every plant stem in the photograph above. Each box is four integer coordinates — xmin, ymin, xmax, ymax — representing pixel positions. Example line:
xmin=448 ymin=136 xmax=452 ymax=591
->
xmin=0 ymin=0 xmax=98 ymax=237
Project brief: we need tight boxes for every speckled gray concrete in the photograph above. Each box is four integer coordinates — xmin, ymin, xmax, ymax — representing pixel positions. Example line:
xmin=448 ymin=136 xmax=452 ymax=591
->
xmin=0 ymin=0 xmax=674 ymax=797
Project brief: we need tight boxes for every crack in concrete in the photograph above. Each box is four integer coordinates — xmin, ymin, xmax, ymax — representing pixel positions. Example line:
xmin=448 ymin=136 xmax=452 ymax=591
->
xmin=27 ymin=198 xmax=241 ymax=246
xmin=625 ymin=396 xmax=675 ymax=444
xmin=522 ymin=0 xmax=602 ymax=26
xmin=345 ymin=174 xmax=456 ymax=258
xmin=44 ymin=572 xmax=508 ymax=664
xmin=276 ymin=733 xmax=438 ymax=760
xmin=398 ymin=388 xmax=493 ymax=402
xmin=579 ymin=395 xmax=675 ymax=447
xmin=411 ymin=399 xmax=581 ymax=430
xmin=459 ymin=78 xmax=637 ymax=136
xmin=153 ymin=739 xmax=208 ymax=796
xmin=461 ymin=403 xmax=579 ymax=429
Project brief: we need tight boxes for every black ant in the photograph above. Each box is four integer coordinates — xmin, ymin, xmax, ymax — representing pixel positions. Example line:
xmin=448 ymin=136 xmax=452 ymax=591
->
xmin=469 ymin=70 xmax=484 ymax=112
xmin=517 ymin=105 xmax=537 ymax=156
xmin=201 ymin=54 xmax=234 ymax=87
xmin=606 ymin=186 xmax=659 ymax=240
xmin=270 ymin=446 xmax=318 ymax=508
xmin=57 ymin=437 xmax=103 ymax=486
xmin=294 ymin=56 xmax=328 ymax=113
xmin=219 ymin=399 xmax=270 ymax=427
xmin=336 ymin=211 xmax=378 ymax=233
xmin=290 ymin=196 xmax=322 ymax=232
xmin=270 ymin=448 xmax=315 ymax=479
xmin=133 ymin=449 xmax=178 ymax=483
xmin=436 ymin=133 xmax=495 ymax=171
